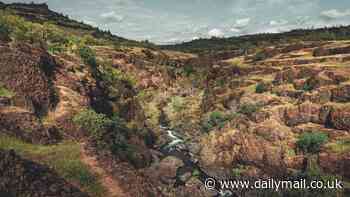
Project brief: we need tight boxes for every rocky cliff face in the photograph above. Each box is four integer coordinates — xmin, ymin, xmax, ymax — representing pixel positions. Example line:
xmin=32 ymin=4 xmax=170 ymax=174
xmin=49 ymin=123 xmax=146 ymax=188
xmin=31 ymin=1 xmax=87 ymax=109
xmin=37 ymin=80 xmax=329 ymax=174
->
xmin=0 ymin=42 xmax=57 ymax=116
xmin=1 ymin=2 xmax=350 ymax=197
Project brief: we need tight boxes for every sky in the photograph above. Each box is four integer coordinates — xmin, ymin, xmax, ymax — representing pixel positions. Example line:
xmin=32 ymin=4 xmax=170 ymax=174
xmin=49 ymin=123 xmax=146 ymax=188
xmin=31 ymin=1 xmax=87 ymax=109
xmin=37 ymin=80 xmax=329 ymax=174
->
xmin=3 ymin=0 xmax=350 ymax=44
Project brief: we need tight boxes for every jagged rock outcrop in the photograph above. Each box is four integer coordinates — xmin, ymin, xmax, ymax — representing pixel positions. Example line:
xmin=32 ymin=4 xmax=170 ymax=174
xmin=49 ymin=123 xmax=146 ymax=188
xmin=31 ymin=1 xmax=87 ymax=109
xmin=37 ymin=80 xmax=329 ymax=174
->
xmin=200 ymin=129 xmax=288 ymax=178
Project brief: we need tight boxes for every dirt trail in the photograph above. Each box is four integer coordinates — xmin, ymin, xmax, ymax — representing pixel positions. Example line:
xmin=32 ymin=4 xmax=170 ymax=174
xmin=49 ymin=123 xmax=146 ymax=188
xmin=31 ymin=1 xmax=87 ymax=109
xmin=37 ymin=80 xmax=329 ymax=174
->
xmin=80 ymin=144 xmax=130 ymax=197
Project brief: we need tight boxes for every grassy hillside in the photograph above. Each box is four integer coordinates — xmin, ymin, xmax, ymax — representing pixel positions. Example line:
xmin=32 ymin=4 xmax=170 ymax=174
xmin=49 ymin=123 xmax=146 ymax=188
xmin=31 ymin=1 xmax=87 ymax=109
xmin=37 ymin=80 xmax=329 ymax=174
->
xmin=0 ymin=2 xmax=157 ymax=48
xmin=1 ymin=1 xmax=350 ymax=197
xmin=161 ymin=26 xmax=350 ymax=54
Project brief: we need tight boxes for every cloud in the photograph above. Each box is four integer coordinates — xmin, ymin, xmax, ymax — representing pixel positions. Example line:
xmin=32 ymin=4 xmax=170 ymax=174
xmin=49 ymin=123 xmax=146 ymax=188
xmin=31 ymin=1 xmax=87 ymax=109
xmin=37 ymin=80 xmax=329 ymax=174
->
xmin=83 ymin=19 xmax=97 ymax=26
xmin=269 ymin=19 xmax=288 ymax=26
xmin=5 ymin=0 xmax=350 ymax=44
xmin=208 ymin=28 xmax=224 ymax=37
xmin=100 ymin=11 xmax=124 ymax=23
xmin=233 ymin=18 xmax=251 ymax=28
xmin=321 ymin=9 xmax=350 ymax=20
xmin=230 ymin=27 xmax=241 ymax=33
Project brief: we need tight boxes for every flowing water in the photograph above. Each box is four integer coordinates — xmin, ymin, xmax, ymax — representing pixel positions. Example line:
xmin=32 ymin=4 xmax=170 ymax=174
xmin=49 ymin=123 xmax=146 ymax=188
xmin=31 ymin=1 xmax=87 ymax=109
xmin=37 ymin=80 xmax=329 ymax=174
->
xmin=158 ymin=124 xmax=237 ymax=197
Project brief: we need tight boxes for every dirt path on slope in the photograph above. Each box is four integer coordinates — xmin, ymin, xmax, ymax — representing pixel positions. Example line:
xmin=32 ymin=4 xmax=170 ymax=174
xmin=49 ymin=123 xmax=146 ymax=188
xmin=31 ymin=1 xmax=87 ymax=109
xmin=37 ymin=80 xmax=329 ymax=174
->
xmin=80 ymin=144 xmax=130 ymax=197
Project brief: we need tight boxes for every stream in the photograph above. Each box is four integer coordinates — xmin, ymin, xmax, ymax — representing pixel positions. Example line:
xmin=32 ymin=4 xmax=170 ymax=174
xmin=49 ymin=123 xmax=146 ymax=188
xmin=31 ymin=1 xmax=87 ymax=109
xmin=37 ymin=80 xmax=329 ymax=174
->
xmin=158 ymin=125 xmax=238 ymax=197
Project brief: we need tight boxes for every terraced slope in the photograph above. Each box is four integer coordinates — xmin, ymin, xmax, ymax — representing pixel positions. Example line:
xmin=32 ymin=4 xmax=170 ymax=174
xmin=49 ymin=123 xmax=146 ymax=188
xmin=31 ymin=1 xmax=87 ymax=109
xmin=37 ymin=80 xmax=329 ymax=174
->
xmin=1 ymin=2 xmax=350 ymax=197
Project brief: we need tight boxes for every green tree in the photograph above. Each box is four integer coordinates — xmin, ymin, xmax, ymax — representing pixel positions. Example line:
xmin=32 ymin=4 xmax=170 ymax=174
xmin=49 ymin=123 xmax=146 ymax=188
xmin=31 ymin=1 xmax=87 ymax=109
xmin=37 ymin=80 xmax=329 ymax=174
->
xmin=297 ymin=132 xmax=328 ymax=154
xmin=73 ymin=109 xmax=113 ymax=140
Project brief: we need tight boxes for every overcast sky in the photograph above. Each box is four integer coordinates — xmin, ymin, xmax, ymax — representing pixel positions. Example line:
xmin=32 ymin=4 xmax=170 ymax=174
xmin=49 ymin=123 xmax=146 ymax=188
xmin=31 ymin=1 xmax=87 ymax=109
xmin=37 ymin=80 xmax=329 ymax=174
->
xmin=3 ymin=0 xmax=350 ymax=44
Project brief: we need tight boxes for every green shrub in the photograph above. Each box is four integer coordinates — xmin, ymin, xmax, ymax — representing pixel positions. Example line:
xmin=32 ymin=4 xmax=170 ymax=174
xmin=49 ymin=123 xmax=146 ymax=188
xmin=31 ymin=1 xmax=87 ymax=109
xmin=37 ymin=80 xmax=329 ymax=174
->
xmin=79 ymin=46 xmax=97 ymax=68
xmin=216 ymin=79 xmax=225 ymax=87
xmin=0 ymin=14 xmax=43 ymax=43
xmin=73 ymin=109 xmax=133 ymax=157
xmin=253 ymin=51 xmax=267 ymax=61
xmin=255 ymin=82 xmax=268 ymax=93
xmin=202 ymin=111 xmax=225 ymax=132
xmin=0 ymin=84 xmax=14 ymax=98
xmin=192 ymin=169 xmax=200 ymax=177
xmin=202 ymin=111 xmax=238 ymax=132
xmin=209 ymin=111 xmax=225 ymax=124
xmin=183 ymin=65 xmax=195 ymax=77
xmin=297 ymin=132 xmax=328 ymax=154
xmin=99 ymin=61 xmax=137 ymax=86
xmin=48 ymin=43 xmax=65 ymax=54
xmin=232 ymin=165 xmax=247 ymax=177
xmin=73 ymin=109 xmax=113 ymax=141
xmin=0 ymin=22 xmax=10 ymax=40
xmin=81 ymin=35 xmax=100 ymax=46
xmin=43 ymin=23 xmax=68 ymax=44
xmin=238 ymin=103 xmax=261 ymax=116
xmin=303 ymin=83 xmax=314 ymax=92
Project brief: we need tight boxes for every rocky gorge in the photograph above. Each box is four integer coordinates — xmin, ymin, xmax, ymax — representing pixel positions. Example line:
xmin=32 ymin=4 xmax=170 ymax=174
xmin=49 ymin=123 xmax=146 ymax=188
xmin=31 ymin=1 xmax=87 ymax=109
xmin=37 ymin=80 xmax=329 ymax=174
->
xmin=0 ymin=2 xmax=350 ymax=197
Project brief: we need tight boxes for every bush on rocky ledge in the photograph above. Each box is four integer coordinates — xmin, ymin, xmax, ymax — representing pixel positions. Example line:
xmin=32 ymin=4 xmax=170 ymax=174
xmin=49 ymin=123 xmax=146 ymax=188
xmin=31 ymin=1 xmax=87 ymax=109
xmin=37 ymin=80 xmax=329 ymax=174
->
xmin=73 ymin=109 xmax=114 ymax=141
xmin=238 ymin=103 xmax=261 ymax=117
xmin=73 ymin=109 xmax=136 ymax=162
xmin=297 ymin=132 xmax=328 ymax=154
xmin=255 ymin=82 xmax=269 ymax=93
xmin=202 ymin=111 xmax=239 ymax=132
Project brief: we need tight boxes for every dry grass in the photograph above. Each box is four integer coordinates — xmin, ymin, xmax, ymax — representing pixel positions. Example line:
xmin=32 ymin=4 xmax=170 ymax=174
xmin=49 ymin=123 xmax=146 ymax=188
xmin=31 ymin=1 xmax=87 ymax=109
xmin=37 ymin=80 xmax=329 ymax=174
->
xmin=0 ymin=135 xmax=107 ymax=197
